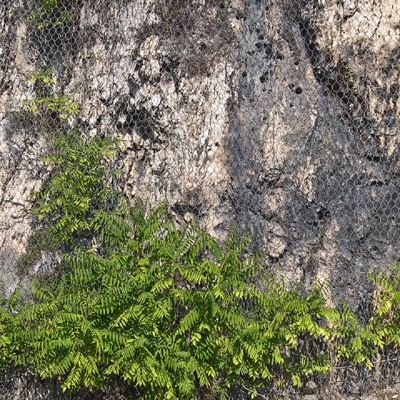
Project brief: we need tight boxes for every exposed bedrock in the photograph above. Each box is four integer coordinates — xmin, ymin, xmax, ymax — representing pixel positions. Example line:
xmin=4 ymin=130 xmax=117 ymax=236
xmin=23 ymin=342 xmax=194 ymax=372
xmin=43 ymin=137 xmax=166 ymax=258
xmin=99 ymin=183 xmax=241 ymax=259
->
xmin=0 ymin=0 xmax=399 ymax=311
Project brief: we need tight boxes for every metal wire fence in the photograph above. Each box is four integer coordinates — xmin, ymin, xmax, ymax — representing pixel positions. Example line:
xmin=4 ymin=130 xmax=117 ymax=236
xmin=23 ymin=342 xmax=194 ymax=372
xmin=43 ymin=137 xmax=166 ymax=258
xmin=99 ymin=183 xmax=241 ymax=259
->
xmin=0 ymin=0 xmax=399 ymax=398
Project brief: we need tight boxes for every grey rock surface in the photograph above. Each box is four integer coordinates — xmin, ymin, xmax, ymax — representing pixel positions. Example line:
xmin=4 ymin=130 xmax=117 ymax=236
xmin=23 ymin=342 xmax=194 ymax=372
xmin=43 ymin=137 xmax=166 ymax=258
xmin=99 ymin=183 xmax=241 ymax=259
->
xmin=1 ymin=0 xmax=399 ymax=306
xmin=0 ymin=0 xmax=399 ymax=396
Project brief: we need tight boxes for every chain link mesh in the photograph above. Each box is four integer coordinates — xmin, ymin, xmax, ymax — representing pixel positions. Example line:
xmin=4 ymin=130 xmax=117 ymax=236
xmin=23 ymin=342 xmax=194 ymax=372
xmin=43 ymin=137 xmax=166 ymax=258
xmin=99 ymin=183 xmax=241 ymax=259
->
xmin=0 ymin=0 xmax=399 ymax=398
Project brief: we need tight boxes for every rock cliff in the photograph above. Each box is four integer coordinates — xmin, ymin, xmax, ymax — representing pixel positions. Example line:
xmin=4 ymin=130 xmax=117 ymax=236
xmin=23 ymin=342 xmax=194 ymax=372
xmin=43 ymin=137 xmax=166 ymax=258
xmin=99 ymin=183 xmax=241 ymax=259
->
xmin=0 ymin=0 xmax=399 ymax=313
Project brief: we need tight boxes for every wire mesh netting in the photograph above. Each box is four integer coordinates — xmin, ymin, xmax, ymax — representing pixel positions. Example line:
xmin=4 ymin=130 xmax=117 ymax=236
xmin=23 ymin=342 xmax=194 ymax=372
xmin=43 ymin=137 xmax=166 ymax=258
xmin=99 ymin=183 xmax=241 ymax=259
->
xmin=0 ymin=0 xmax=399 ymax=398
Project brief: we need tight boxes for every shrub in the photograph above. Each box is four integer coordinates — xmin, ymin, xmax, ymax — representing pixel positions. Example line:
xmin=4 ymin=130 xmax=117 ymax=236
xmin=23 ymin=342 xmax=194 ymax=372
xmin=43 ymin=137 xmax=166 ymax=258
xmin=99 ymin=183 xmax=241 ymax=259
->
xmin=1 ymin=199 xmax=343 ymax=399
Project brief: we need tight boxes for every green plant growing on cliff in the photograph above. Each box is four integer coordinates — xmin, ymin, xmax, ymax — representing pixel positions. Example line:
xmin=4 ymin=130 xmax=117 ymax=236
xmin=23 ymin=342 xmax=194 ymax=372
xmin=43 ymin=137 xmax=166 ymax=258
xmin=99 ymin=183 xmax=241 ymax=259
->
xmin=31 ymin=132 xmax=118 ymax=247
xmin=24 ymin=68 xmax=79 ymax=121
xmin=16 ymin=69 xmax=115 ymax=276
xmin=356 ymin=264 xmax=400 ymax=360
xmin=4 ymin=78 xmax=400 ymax=397
xmin=18 ymin=151 xmax=116 ymax=271
xmin=0 ymin=89 xmax=343 ymax=397
xmin=26 ymin=68 xmax=55 ymax=84
xmin=24 ymin=94 xmax=79 ymax=119
xmin=4 ymin=187 xmax=399 ymax=399
xmin=0 ymin=197 xmax=345 ymax=399
xmin=2 ymin=122 xmax=400 ymax=398
xmin=29 ymin=0 xmax=75 ymax=30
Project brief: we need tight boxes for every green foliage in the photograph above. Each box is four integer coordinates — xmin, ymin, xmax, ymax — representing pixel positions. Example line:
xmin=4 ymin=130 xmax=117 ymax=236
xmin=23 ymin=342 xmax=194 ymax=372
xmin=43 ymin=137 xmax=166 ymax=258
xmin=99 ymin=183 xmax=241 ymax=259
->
xmin=24 ymin=68 xmax=79 ymax=120
xmin=16 ymin=228 xmax=56 ymax=277
xmin=0 ymin=199 xmax=338 ymax=399
xmin=7 ymin=184 xmax=400 ymax=398
xmin=26 ymin=68 xmax=55 ymax=84
xmin=22 ymin=67 xmax=117 ymax=251
xmin=24 ymin=94 xmax=79 ymax=119
xmin=18 ymin=69 xmax=116 ymax=271
xmin=3 ymin=139 xmax=400 ymax=400
xmin=23 ymin=68 xmax=79 ymax=130
xmin=363 ymin=265 xmax=400 ymax=352
xmin=29 ymin=0 xmax=75 ymax=30
xmin=31 ymin=131 xmax=118 ymax=246
xmin=0 ymin=289 xmax=24 ymax=370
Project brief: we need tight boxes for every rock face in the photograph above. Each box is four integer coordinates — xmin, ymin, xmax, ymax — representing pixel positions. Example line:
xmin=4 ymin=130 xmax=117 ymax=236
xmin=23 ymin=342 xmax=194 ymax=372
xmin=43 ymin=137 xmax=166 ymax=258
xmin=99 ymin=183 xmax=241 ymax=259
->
xmin=0 ymin=0 xmax=399 ymax=398
xmin=0 ymin=0 xmax=399 ymax=310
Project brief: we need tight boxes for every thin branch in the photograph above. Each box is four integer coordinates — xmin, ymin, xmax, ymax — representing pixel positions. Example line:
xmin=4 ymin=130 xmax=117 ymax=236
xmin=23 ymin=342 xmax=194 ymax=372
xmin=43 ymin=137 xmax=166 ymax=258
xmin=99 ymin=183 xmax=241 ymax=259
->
xmin=241 ymin=383 xmax=269 ymax=399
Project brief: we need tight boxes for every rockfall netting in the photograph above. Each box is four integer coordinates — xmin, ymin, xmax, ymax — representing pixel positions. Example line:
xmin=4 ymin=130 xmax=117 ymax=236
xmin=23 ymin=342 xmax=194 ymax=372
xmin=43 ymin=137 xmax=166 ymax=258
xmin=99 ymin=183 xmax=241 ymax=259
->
xmin=0 ymin=0 xmax=399 ymax=398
